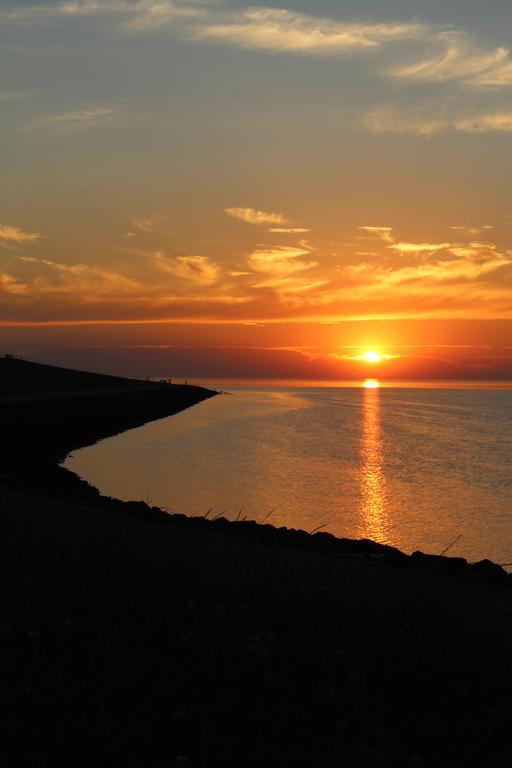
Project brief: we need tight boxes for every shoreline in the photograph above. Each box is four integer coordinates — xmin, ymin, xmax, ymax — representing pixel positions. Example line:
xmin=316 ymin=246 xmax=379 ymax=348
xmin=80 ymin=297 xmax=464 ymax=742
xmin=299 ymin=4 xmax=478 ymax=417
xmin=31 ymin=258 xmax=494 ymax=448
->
xmin=1 ymin=368 xmax=508 ymax=585
xmin=2 ymin=379 xmax=218 ymax=501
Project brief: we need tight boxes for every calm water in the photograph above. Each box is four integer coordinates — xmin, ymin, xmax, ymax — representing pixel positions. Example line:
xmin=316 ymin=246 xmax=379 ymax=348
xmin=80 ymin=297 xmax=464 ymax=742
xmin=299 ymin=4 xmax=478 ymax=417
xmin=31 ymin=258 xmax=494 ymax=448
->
xmin=64 ymin=385 xmax=512 ymax=564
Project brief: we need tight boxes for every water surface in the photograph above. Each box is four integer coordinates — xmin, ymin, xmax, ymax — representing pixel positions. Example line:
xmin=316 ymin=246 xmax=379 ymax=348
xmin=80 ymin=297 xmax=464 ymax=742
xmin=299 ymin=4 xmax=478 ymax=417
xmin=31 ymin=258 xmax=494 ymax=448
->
xmin=65 ymin=385 xmax=512 ymax=564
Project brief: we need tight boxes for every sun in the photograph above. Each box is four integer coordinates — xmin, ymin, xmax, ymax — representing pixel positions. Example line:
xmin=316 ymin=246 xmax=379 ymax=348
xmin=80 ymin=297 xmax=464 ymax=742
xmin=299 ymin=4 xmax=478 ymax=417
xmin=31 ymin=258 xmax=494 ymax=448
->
xmin=351 ymin=350 xmax=394 ymax=365
xmin=363 ymin=379 xmax=380 ymax=389
xmin=361 ymin=351 xmax=382 ymax=363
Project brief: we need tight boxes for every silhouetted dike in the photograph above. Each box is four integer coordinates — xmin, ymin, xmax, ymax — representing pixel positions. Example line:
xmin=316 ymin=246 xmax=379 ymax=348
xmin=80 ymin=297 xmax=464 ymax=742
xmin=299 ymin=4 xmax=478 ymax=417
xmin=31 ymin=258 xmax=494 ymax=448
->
xmin=1 ymin=357 xmax=217 ymax=495
xmin=1 ymin=357 xmax=512 ymax=767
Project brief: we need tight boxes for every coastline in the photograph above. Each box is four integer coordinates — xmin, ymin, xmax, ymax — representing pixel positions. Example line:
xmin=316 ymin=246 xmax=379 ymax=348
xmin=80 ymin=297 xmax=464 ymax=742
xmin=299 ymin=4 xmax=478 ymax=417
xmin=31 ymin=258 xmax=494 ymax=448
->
xmin=2 ymin=377 xmax=218 ymax=502
xmin=1 ymin=361 xmax=509 ymax=581
xmin=2 ymin=362 xmax=512 ymax=766
xmin=1 ymin=375 xmax=508 ymax=582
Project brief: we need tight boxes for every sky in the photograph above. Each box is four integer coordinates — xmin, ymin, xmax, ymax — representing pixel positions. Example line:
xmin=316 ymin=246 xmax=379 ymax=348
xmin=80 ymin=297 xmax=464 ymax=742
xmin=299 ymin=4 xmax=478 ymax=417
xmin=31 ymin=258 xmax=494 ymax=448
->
xmin=2 ymin=0 xmax=512 ymax=379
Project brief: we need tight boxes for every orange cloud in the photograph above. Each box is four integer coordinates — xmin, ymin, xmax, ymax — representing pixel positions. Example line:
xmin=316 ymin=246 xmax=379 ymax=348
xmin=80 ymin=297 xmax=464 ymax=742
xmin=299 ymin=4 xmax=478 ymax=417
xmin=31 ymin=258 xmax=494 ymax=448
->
xmin=359 ymin=226 xmax=394 ymax=243
xmin=268 ymin=227 xmax=311 ymax=234
xmin=248 ymin=244 xmax=316 ymax=274
xmin=225 ymin=207 xmax=289 ymax=226
xmin=0 ymin=224 xmax=43 ymax=246
xmin=1 ymin=223 xmax=512 ymax=326
xmin=388 ymin=242 xmax=454 ymax=254
xmin=16 ymin=256 xmax=142 ymax=296
xmin=154 ymin=253 xmax=220 ymax=285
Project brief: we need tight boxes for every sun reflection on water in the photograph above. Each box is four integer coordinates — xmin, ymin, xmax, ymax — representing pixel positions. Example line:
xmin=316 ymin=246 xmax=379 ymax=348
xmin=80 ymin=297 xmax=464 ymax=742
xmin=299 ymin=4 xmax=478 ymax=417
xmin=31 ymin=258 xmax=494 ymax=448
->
xmin=359 ymin=383 xmax=389 ymax=543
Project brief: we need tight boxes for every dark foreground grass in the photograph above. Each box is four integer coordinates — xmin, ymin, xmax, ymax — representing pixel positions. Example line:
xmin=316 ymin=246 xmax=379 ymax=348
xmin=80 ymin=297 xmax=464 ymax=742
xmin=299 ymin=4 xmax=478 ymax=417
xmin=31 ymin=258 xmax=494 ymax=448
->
xmin=2 ymin=485 xmax=512 ymax=768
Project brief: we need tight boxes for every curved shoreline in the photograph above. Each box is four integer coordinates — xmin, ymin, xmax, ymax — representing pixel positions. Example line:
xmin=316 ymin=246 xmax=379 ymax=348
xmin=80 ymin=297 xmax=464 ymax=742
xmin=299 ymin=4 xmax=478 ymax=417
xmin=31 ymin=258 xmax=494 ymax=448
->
xmin=1 ymin=377 xmax=508 ymax=586
xmin=2 ymin=381 xmax=218 ymax=495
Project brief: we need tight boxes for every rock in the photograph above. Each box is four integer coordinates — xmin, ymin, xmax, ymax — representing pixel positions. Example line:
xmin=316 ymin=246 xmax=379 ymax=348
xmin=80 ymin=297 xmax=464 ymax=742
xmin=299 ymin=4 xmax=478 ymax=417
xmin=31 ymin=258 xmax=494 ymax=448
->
xmin=410 ymin=551 xmax=468 ymax=576
xmin=470 ymin=559 xmax=509 ymax=583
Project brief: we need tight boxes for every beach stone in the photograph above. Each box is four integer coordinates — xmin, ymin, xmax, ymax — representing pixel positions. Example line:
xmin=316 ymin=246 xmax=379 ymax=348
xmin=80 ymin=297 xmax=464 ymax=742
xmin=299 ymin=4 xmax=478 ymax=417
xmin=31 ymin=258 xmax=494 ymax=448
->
xmin=312 ymin=531 xmax=336 ymax=549
xmin=470 ymin=559 xmax=508 ymax=582
xmin=410 ymin=551 xmax=468 ymax=576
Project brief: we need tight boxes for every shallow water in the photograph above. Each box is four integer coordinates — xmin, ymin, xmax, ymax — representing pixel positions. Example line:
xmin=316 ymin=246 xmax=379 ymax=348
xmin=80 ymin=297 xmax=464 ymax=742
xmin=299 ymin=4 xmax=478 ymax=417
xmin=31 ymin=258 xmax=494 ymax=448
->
xmin=64 ymin=385 xmax=512 ymax=564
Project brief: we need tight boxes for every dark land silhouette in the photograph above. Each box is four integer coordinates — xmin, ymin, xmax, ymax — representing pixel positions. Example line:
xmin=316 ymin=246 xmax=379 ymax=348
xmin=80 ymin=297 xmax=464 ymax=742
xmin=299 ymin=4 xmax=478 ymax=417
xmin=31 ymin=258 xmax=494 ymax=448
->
xmin=1 ymin=357 xmax=512 ymax=767
xmin=0 ymin=355 xmax=161 ymax=396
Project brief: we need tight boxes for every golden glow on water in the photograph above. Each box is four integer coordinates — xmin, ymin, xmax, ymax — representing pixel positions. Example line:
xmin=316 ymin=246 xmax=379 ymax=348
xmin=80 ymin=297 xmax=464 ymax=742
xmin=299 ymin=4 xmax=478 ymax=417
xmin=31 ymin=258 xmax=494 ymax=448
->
xmin=360 ymin=385 xmax=388 ymax=543
xmin=66 ymin=385 xmax=512 ymax=564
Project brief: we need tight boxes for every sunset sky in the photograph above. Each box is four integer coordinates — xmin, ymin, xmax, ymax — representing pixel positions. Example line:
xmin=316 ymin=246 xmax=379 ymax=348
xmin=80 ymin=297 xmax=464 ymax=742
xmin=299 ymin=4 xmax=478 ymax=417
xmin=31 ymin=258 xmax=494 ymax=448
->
xmin=2 ymin=0 xmax=512 ymax=379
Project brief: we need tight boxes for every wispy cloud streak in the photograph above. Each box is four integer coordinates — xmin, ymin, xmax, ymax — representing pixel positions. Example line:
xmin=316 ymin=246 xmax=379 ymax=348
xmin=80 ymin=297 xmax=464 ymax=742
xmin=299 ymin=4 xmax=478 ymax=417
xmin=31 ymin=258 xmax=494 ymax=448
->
xmin=389 ymin=31 xmax=512 ymax=87
xmin=359 ymin=226 xmax=394 ymax=243
xmin=0 ymin=0 xmax=202 ymax=27
xmin=192 ymin=7 xmax=427 ymax=55
xmin=0 ymin=224 xmax=43 ymax=246
xmin=154 ymin=253 xmax=220 ymax=285
xmin=225 ymin=207 xmax=289 ymax=226
xmin=5 ymin=3 xmax=512 ymax=92
xmin=363 ymin=106 xmax=512 ymax=136
xmin=269 ymin=227 xmax=311 ymax=234
xmin=23 ymin=106 xmax=120 ymax=137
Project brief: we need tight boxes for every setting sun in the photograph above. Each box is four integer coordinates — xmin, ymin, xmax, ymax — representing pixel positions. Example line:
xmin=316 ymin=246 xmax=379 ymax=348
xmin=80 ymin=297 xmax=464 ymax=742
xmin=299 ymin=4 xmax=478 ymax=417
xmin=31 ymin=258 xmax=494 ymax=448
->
xmin=353 ymin=350 xmax=395 ymax=364
xmin=363 ymin=379 xmax=380 ymax=389
xmin=361 ymin=351 xmax=382 ymax=363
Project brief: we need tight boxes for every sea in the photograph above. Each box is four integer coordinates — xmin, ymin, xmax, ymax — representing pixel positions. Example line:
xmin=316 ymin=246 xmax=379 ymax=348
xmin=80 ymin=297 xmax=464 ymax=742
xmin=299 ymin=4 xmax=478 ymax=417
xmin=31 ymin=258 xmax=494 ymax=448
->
xmin=64 ymin=382 xmax=512 ymax=565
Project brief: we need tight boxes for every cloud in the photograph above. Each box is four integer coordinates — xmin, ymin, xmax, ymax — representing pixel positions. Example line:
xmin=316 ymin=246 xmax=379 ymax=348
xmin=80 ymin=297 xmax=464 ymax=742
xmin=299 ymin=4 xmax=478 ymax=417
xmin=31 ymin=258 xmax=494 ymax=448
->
xmin=0 ymin=224 xmax=43 ymax=246
xmin=341 ymin=241 xmax=511 ymax=293
xmin=5 ymin=3 xmax=512 ymax=101
xmin=359 ymin=226 xmax=394 ymax=243
xmin=123 ymin=1 xmax=204 ymax=32
xmin=0 ymin=1 xmax=106 ymax=22
xmin=0 ymin=1 xmax=202 ymax=29
xmin=449 ymin=225 xmax=494 ymax=235
xmin=154 ymin=253 xmax=220 ymax=285
xmin=248 ymin=244 xmax=316 ymax=274
xmin=454 ymin=112 xmax=512 ymax=133
xmin=24 ymin=106 xmax=120 ymax=137
xmin=6 ymin=3 xmax=512 ymax=102
xmin=388 ymin=31 xmax=512 ymax=87
xmin=246 ymin=243 xmax=326 ymax=294
xmin=383 ymin=247 xmax=510 ymax=287
xmin=192 ymin=8 xmax=427 ymax=56
xmin=131 ymin=214 xmax=167 ymax=233
xmin=1 ymin=250 xmax=255 ymax=324
xmin=14 ymin=255 xmax=142 ymax=296
xmin=0 ymin=91 xmax=25 ymax=101
xmin=362 ymin=106 xmax=512 ymax=136
xmin=268 ymin=227 xmax=311 ymax=234
xmin=0 ymin=273 xmax=29 ymax=295
xmin=362 ymin=107 xmax=447 ymax=137
xmin=2 ymin=235 xmax=512 ymax=324
xmin=388 ymin=242 xmax=453 ymax=255
xmin=252 ymin=274 xmax=328 ymax=293
xmin=225 ymin=207 xmax=289 ymax=226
